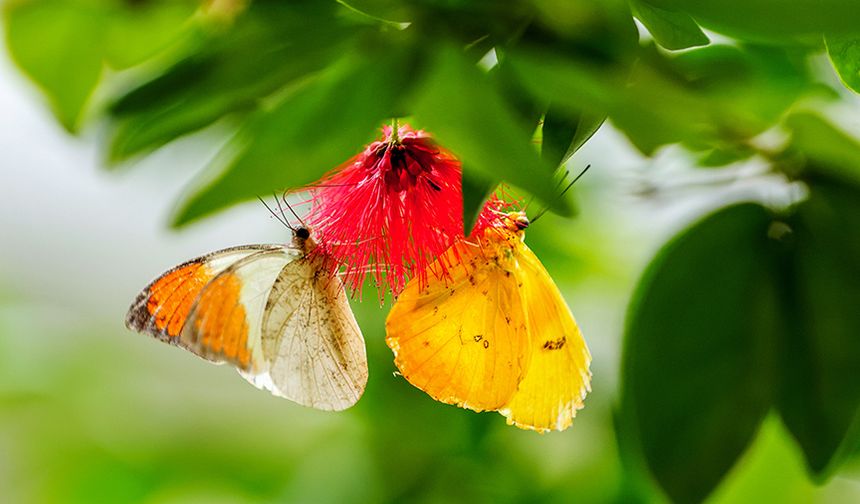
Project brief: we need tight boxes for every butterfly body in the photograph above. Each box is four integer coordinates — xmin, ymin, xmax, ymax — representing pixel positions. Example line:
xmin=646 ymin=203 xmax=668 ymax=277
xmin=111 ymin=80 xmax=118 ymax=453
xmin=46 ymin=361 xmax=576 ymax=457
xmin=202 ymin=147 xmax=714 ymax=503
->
xmin=126 ymin=231 xmax=368 ymax=411
xmin=386 ymin=212 xmax=591 ymax=432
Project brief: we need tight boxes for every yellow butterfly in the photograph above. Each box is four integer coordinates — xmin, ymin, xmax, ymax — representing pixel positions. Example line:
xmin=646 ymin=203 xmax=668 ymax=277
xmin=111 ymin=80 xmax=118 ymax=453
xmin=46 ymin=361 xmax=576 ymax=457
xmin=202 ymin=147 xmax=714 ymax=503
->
xmin=126 ymin=227 xmax=368 ymax=411
xmin=385 ymin=211 xmax=591 ymax=432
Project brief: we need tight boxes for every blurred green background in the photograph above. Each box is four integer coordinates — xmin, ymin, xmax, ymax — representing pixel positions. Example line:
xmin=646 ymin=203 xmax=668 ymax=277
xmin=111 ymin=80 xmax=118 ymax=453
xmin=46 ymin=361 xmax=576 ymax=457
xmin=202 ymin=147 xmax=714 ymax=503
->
xmin=4 ymin=1 xmax=860 ymax=503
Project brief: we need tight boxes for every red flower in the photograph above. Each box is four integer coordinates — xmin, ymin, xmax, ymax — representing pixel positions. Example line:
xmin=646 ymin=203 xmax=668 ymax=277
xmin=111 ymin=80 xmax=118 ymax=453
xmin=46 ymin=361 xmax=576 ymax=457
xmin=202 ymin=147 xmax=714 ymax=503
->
xmin=469 ymin=191 xmax=519 ymax=239
xmin=305 ymin=124 xmax=464 ymax=298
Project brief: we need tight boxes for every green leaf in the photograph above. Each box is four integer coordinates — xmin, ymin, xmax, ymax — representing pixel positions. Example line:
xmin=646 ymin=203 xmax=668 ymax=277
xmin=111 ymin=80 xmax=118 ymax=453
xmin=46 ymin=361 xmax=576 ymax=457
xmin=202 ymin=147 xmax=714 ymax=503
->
xmin=785 ymin=112 xmax=860 ymax=188
xmin=108 ymin=95 xmax=253 ymax=163
xmin=825 ymin=34 xmax=860 ymax=94
xmin=541 ymin=105 xmax=605 ymax=169
xmin=108 ymin=1 xmax=361 ymax=161
xmin=103 ymin=2 xmax=197 ymax=70
xmin=777 ymin=182 xmax=860 ymax=478
xmin=642 ymin=0 xmax=860 ymax=42
xmin=670 ymin=44 xmax=813 ymax=136
xmin=336 ymin=0 xmax=411 ymax=24
xmin=4 ymin=1 xmax=106 ymax=132
xmin=4 ymin=0 xmax=196 ymax=133
xmin=506 ymin=46 xmax=712 ymax=155
xmin=621 ymin=203 xmax=777 ymax=504
xmin=412 ymin=45 xmax=568 ymax=215
xmin=491 ymin=55 xmax=546 ymax=135
xmin=510 ymin=42 xmax=815 ymax=157
xmin=697 ymin=145 xmax=756 ymax=168
xmin=613 ymin=406 xmax=665 ymax=504
xmin=631 ymin=0 xmax=710 ymax=51
xmin=173 ymin=45 xmax=411 ymax=226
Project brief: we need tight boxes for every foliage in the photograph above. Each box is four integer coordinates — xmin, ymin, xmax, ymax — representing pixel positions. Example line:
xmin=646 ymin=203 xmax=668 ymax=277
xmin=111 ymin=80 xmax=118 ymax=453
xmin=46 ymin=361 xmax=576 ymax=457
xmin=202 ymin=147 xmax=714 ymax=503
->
xmin=621 ymin=203 xmax=778 ymax=503
xmin=5 ymin=0 xmax=860 ymax=502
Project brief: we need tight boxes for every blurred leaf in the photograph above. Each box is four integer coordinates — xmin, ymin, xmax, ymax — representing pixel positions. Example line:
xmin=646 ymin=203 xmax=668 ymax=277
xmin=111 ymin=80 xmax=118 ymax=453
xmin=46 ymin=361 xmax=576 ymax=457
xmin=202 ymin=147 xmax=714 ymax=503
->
xmin=102 ymin=2 xmax=197 ymax=70
xmin=515 ymin=42 xmax=808 ymax=155
xmin=173 ymin=45 xmax=411 ymax=226
xmin=108 ymin=1 xmax=362 ymax=162
xmin=786 ymin=112 xmax=860 ymax=188
xmin=634 ymin=44 xmax=812 ymax=153
xmin=412 ymin=45 xmax=567 ymax=214
xmin=642 ymin=0 xmax=860 ymax=42
xmin=612 ymin=405 xmax=665 ymax=503
xmin=4 ymin=0 xmax=196 ymax=133
xmin=4 ymin=0 xmax=106 ymax=131
xmin=825 ymin=35 xmax=860 ymax=94
xmin=512 ymin=39 xmax=816 ymax=157
xmin=541 ymin=105 xmax=605 ymax=169
xmin=492 ymin=53 xmax=546 ymax=133
xmin=109 ymin=92 xmax=251 ymax=163
xmin=777 ymin=182 xmax=860 ymax=478
xmin=709 ymin=417 xmax=822 ymax=504
xmin=530 ymin=0 xmax=639 ymax=62
xmin=336 ymin=0 xmax=412 ymax=24
xmin=621 ymin=203 xmax=777 ymax=504
xmin=631 ymin=0 xmax=710 ymax=51
xmin=697 ymin=145 xmax=756 ymax=167
xmin=507 ymin=47 xmax=710 ymax=155
xmin=670 ymin=44 xmax=813 ymax=136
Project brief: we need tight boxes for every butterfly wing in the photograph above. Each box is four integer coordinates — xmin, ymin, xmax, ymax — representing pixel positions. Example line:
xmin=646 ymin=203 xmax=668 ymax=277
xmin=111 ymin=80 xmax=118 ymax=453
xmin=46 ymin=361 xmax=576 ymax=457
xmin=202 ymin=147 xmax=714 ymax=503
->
xmin=385 ymin=241 xmax=531 ymax=412
xmin=255 ymin=255 xmax=368 ymax=411
xmin=498 ymin=241 xmax=592 ymax=432
xmin=128 ymin=241 xmax=367 ymax=410
xmin=178 ymin=247 xmax=299 ymax=372
xmin=125 ymin=245 xmax=282 ymax=348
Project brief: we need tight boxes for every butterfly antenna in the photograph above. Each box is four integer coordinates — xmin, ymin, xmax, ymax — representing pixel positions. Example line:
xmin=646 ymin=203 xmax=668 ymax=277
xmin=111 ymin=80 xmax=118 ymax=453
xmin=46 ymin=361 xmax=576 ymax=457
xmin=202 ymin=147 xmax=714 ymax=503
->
xmin=257 ymin=196 xmax=292 ymax=230
xmin=556 ymin=168 xmax=571 ymax=189
xmin=281 ymin=190 xmax=308 ymax=229
xmin=272 ymin=191 xmax=294 ymax=231
xmin=531 ymin=164 xmax=591 ymax=224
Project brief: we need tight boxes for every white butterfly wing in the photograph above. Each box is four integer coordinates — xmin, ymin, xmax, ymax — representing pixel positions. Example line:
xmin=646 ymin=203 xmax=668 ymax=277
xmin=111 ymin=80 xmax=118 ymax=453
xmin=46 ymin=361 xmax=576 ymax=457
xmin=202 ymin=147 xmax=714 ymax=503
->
xmin=258 ymin=257 xmax=368 ymax=411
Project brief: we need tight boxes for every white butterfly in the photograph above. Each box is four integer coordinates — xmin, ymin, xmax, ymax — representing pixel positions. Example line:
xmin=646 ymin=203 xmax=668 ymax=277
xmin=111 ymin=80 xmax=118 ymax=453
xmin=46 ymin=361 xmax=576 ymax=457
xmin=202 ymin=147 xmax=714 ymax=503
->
xmin=125 ymin=227 xmax=368 ymax=411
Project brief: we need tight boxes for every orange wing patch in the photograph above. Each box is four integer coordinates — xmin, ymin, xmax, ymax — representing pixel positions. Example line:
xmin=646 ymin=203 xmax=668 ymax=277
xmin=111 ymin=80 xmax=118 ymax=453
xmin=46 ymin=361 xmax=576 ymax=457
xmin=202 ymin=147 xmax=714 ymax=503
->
xmin=146 ymin=263 xmax=211 ymax=337
xmin=126 ymin=245 xmax=283 ymax=371
xmin=125 ymin=261 xmax=213 ymax=341
xmin=187 ymin=272 xmax=252 ymax=368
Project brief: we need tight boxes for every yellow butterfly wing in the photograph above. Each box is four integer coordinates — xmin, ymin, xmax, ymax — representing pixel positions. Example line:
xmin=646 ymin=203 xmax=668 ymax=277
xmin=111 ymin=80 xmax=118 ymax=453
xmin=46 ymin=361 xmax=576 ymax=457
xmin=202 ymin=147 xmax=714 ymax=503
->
xmin=385 ymin=240 xmax=531 ymax=412
xmin=498 ymin=240 xmax=592 ymax=432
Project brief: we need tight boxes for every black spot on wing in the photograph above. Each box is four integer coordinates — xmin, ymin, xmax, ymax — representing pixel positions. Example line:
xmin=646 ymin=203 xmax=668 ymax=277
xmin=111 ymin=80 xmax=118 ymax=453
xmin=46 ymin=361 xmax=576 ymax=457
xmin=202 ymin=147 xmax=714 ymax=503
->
xmin=542 ymin=336 xmax=567 ymax=351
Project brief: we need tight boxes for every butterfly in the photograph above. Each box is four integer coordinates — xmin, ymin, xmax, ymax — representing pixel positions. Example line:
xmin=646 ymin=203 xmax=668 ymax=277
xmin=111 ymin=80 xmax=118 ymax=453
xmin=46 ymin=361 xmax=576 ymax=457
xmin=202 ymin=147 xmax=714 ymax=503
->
xmin=125 ymin=226 xmax=368 ymax=411
xmin=385 ymin=211 xmax=591 ymax=432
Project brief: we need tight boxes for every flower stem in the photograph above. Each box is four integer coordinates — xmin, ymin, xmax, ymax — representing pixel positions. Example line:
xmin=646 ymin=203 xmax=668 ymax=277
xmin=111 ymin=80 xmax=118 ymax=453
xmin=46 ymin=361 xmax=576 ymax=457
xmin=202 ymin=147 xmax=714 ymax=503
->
xmin=391 ymin=118 xmax=400 ymax=143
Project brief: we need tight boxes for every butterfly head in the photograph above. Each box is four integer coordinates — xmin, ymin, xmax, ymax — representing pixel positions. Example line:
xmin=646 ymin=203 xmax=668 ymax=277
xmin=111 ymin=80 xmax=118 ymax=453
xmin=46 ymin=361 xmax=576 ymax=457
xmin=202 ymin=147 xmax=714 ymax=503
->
xmin=500 ymin=211 xmax=530 ymax=233
xmin=295 ymin=226 xmax=310 ymax=240
xmin=291 ymin=225 xmax=314 ymax=251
